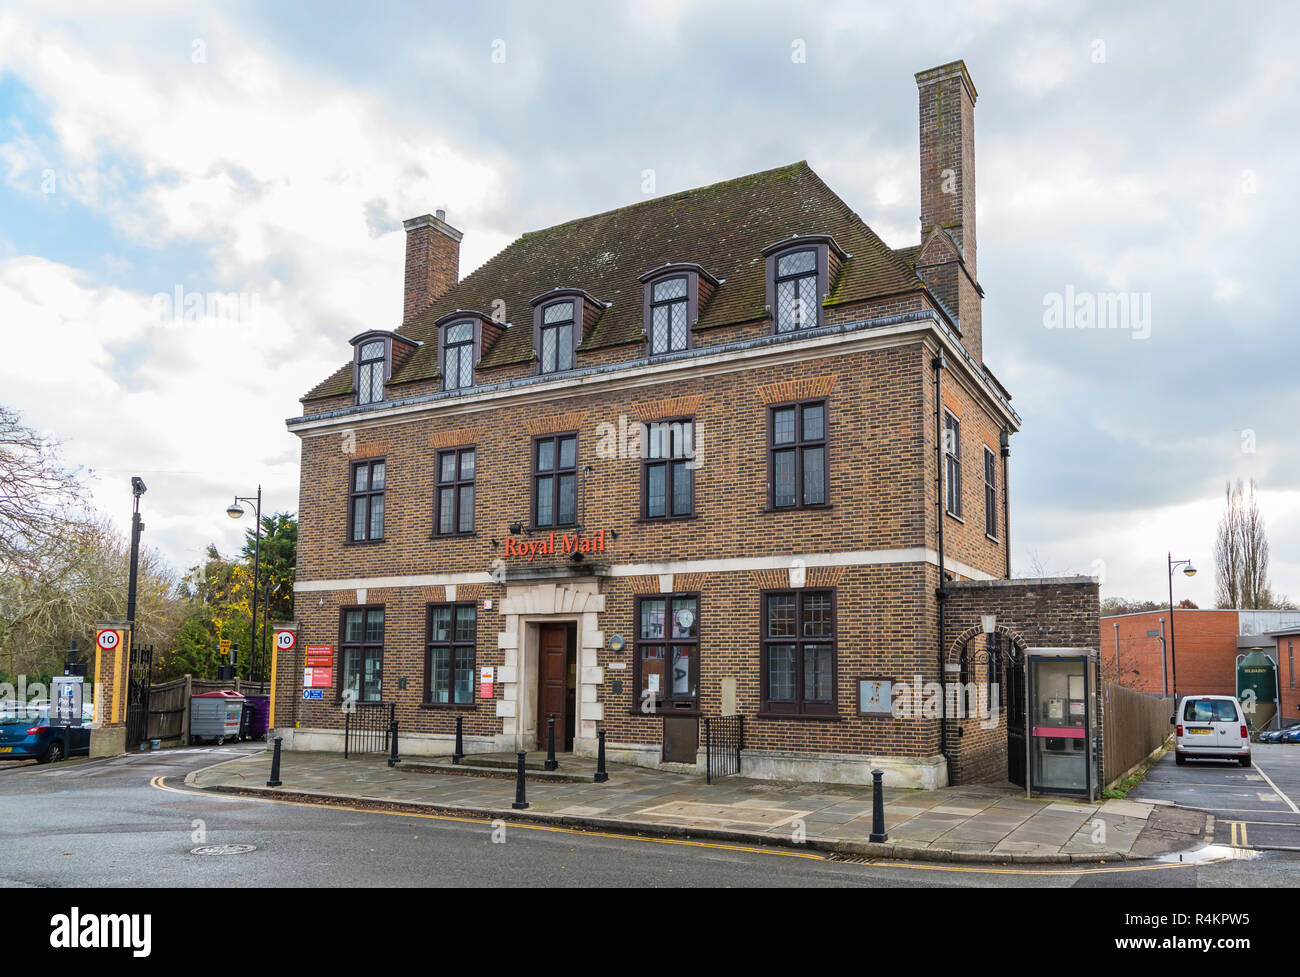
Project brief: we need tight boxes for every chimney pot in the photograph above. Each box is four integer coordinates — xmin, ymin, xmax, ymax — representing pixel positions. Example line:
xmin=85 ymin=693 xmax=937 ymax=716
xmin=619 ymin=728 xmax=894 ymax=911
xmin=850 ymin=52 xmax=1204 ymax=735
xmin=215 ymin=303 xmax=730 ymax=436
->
xmin=435 ymin=208 xmax=446 ymax=221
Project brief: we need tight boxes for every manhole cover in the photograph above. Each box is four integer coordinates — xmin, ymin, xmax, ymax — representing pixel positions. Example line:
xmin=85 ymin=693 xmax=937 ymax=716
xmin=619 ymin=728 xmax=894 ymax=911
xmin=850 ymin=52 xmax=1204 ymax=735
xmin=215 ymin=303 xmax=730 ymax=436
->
xmin=190 ymin=844 xmax=257 ymax=855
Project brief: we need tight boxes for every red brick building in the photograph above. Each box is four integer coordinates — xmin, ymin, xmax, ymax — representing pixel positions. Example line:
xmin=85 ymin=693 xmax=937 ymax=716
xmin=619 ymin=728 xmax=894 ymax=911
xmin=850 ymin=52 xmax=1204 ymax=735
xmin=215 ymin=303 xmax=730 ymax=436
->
xmin=275 ymin=60 xmax=1101 ymax=788
xmin=1102 ymin=608 xmax=1300 ymax=726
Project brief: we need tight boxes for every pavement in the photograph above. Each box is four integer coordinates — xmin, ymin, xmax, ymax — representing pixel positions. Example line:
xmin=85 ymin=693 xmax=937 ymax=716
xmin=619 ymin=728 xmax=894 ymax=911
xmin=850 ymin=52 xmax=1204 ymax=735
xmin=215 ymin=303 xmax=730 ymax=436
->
xmin=188 ymin=746 xmax=1210 ymax=863
xmin=1130 ymin=743 xmax=1300 ymax=850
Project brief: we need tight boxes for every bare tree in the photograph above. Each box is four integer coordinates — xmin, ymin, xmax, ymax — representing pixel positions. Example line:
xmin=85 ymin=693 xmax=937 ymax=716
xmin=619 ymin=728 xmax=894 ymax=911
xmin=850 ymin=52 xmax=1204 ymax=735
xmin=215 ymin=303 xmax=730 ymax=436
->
xmin=1214 ymin=481 xmax=1242 ymax=608
xmin=1239 ymin=480 xmax=1271 ymax=608
xmin=0 ymin=406 xmax=86 ymax=578
xmin=1215 ymin=478 xmax=1273 ymax=609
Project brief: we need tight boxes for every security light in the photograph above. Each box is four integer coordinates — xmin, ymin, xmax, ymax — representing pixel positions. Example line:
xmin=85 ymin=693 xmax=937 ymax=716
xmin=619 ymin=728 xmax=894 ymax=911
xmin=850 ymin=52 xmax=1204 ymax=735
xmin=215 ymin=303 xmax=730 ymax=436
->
xmin=131 ymin=476 xmax=147 ymax=497
xmin=981 ymin=614 xmax=997 ymax=635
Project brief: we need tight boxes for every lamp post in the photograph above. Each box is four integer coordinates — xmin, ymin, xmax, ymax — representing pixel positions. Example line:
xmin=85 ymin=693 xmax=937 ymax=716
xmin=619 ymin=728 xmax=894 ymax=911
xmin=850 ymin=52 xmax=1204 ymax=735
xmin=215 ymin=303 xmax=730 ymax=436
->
xmin=125 ymin=477 xmax=147 ymax=625
xmin=227 ymin=487 xmax=264 ymax=691
xmin=1167 ymin=552 xmax=1197 ymax=699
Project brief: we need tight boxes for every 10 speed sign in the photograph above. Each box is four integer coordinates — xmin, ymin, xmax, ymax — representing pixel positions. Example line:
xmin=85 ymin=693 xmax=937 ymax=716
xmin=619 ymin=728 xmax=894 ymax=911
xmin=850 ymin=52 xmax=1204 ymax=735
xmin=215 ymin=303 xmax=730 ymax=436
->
xmin=275 ymin=630 xmax=297 ymax=652
xmin=96 ymin=629 xmax=120 ymax=652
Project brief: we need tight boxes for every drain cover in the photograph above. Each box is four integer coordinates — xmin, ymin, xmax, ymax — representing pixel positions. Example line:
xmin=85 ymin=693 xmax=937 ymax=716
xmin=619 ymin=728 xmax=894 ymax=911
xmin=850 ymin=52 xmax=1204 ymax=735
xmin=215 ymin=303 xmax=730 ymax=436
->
xmin=190 ymin=844 xmax=257 ymax=855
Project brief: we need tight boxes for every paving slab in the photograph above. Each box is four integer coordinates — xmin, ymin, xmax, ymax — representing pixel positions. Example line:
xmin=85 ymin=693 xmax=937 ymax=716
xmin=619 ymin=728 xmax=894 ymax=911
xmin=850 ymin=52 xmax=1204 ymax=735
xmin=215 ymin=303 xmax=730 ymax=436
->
xmin=184 ymin=748 xmax=1174 ymax=864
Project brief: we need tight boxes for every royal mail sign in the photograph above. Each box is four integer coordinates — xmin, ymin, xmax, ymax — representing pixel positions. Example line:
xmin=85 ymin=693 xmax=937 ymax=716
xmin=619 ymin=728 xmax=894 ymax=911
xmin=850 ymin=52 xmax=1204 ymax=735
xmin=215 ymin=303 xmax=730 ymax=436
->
xmin=503 ymin=529 xmax=608 ymax=562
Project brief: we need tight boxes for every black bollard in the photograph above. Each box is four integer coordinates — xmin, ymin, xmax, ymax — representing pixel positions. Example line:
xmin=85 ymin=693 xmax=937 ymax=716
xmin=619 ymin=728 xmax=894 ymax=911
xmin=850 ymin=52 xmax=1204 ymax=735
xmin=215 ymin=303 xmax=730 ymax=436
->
xmin=544 ymin=714 xmax=558 ymax=771
xmin=267 ymin=736 xmax=283 ymax=787
xmin=869 ymin=768 xmax=888 ymax=843
xmin=388 ymin=719 xmax=399 ymax=767
xmin=452 ymin=714 xmax=464 ymax=765
xmin=593 ymin=728 xmax=609 ymax=783
xmin=511 ymin=750 xmax=529 ymax=809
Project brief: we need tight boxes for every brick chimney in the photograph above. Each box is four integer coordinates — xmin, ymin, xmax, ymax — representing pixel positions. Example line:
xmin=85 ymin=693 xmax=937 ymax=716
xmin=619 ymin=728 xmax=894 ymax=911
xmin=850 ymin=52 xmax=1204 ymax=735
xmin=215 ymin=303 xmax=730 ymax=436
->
xmin=915 ymin=60 xmax=983 ymax=361
xmin=402 ymin=210 xmax=462 ymax=322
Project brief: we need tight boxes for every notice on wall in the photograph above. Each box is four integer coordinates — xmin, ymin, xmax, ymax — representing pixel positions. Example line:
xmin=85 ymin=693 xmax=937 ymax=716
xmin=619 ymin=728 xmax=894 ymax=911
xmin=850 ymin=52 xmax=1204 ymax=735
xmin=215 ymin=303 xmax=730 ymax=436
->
xmin=303 ymin=667 xmax=333 ymax=689
xmin=479 ymin=665 xmax=494 ymax=699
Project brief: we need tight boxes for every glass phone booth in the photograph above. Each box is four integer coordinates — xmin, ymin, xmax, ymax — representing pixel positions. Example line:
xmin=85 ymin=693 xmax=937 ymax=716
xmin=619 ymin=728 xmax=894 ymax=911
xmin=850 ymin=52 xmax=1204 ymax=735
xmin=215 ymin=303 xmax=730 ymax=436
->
xmin=1026 ymin=650 xmax=1097 ymax=799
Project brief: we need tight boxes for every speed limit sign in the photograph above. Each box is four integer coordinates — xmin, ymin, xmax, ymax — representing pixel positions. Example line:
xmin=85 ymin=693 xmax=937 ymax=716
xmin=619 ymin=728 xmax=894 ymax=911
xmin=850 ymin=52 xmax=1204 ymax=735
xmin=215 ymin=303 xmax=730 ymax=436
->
xmin=275 ymin=629 xmax=297 ymax=651
xmin=96 ymin=629 xmax=120 ymax=652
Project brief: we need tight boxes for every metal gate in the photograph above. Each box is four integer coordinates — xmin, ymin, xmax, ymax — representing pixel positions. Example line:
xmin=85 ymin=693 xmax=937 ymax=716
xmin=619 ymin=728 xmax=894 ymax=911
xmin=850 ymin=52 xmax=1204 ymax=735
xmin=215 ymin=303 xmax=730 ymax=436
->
xmin=125 ymin=643 xmax=153 ymax=749
xmin=343 ymin=702 xmax=394 ymax=757
xmin=703 ymin=714 xmax=744 ymax=783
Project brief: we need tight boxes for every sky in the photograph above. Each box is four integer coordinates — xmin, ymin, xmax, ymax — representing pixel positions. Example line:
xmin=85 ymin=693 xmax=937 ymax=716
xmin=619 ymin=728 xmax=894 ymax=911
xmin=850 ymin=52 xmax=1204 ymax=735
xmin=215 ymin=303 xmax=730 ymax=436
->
xmin=0 ymin=0 xmax=1296 ymax=607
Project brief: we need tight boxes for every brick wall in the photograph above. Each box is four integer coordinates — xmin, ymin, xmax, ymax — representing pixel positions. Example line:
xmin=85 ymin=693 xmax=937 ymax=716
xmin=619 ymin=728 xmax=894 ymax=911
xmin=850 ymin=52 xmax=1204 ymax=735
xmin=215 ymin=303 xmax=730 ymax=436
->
xmin=943 ymin=577 xmax=1101 ymax=784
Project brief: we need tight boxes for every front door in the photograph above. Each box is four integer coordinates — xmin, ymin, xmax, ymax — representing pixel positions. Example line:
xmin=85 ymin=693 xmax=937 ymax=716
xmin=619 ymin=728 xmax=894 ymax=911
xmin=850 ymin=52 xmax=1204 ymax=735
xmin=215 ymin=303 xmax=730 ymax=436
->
xmin=537 ymin=623 xmax=575 ymax=751
xmin=1006 ymin=657 xmax=1026 ymax=788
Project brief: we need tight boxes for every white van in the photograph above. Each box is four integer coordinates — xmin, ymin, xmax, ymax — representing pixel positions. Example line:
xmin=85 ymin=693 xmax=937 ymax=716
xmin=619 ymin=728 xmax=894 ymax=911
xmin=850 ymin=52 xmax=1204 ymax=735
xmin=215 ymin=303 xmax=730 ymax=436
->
xmin=1173 ymin=695 xmax=1251 ymax=767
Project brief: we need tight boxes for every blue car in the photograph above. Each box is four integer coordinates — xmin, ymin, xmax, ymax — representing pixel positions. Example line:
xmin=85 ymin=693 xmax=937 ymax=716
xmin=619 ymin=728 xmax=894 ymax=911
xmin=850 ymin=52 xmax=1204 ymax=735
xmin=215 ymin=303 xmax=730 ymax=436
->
xmin=1260 ymin=725 xmax=1300 ymax=744
xmin=0 ymin=708 xmax=91 ymax=763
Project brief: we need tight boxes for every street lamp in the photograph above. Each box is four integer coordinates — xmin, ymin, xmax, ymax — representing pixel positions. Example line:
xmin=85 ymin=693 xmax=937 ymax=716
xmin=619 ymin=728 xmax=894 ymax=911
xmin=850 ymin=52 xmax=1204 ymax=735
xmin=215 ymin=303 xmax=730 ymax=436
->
xmin=227 ymin=486 xmax=265 ymax=691
xmin=1167 ymin=552 xmax=1197 ymax=698
xmin=126 ymin=477 xmax=147 ymax=625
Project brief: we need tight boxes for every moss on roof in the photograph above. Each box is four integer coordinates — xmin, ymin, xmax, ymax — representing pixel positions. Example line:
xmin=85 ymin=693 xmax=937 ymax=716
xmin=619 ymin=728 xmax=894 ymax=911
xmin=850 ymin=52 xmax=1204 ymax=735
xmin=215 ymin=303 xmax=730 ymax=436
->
xmin=303 ymin=161 xmax=923 ymax=402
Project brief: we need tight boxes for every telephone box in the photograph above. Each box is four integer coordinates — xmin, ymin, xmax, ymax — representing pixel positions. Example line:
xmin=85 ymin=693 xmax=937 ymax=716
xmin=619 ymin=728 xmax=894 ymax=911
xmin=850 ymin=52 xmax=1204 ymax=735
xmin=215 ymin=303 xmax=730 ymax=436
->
xmin=1026 ymin=648 xmax=1099 ymax=800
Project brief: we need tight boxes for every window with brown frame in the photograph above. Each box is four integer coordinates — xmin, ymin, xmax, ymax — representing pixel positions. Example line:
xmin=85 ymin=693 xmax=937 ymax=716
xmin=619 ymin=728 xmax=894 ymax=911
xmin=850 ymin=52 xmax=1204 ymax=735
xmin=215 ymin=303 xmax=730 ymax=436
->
xmin=773 ymin=248 xmax=819 ymax=332
xmin=635 ymin=593 xmax=699 ymax=711
xmin=442 ymin=321 xmax=475 ymax=390
xmin=761 ymin=589 xmax=836 ymax=716
xmin=425 ymin=603 xmax=476 ymax=706
xmin=348 ymin=459 xmax=385 ymax=542
xmin=944 ymin=411 xmax=962 ymax=518
xmin=539 ymin=300 xmax=575 ymax=374
xmin=647 ymin=275 xmax=690 ymax=353
xmin=769 ymin=401 xmax=827 ymax=509
xmin=356 ymin=339 xmax=386 ymax=405
xmin=984 ymin=446 xmax=997 ymax=539
xmin=642 ymin=418 xmax=694 ymax=519
xmin=340 ymin=606 xmax=384 ymax=703
xmin=435 ymin=446 xmax=475 ymax=535
xmin=533 ymin=433 xmax=577 ymax=528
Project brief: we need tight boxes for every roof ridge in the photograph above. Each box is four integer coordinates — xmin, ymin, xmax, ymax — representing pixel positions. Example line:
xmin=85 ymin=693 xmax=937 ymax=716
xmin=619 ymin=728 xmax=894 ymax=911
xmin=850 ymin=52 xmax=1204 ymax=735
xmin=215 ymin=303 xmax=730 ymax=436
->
xmin=520 ymin=160 xmax=811 ymax=238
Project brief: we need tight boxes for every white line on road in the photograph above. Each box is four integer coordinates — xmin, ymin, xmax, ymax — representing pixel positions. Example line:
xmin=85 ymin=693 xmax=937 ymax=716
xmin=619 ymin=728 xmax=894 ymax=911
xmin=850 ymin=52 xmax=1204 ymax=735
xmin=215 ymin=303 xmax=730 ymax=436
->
xmin=1252 ymin=761 xmax=1300 ymax=813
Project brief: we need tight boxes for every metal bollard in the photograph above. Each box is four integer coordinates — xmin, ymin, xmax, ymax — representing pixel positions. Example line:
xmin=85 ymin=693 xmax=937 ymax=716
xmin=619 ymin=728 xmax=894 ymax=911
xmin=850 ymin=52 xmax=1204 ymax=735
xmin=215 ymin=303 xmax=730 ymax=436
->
xmin=267 ymin=736 xmax=283 ymax=787
xmin=343 ymin=711 xmax=350 ymax=759
xmin=388 ymin=718 xmax=399 ymax=767
xmin=453 ymin=714 xmax=464 ymax=765
xmin=594 ymin=728 xmax=609 ymax=783
xmin=544 ymin=714 xmax=558 ymax=771
xmin=511 ymin=750 xmax=529 ymax=809
xmin=869 ymin=768 xmax=888 ymax=843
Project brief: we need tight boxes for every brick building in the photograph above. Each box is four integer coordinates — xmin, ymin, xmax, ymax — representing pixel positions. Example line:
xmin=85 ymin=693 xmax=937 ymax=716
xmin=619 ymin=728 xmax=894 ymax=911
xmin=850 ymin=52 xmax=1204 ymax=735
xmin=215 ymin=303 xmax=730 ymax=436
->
xmin=276 ymin=60 xmax=1101 ymax=789
xmin=1103 ymin=608 xmax=1300 ymax=726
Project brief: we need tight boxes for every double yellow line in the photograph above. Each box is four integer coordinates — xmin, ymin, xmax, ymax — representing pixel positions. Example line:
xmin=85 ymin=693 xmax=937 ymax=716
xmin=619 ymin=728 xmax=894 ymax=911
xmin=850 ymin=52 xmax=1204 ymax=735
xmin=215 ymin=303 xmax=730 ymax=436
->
xmin=148 ymin=776 xmax=1216 ymax=876
xmin=1228 ymin=821 xmax=1250 ymax=848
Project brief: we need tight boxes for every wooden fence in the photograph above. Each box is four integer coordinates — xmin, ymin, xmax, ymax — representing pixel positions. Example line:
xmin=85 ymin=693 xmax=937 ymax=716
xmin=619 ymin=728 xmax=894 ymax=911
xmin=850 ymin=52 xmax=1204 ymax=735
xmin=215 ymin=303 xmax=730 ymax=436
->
xmin=1103 ymin=681 xmax=1174 ymax=787
xmin=146 ymin=676 xmax=270 ymax=744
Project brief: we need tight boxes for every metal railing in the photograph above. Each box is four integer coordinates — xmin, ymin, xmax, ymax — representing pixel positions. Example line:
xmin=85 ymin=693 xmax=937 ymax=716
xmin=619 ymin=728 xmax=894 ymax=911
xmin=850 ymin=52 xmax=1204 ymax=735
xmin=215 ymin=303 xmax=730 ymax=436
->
xmin=344 ymin=702 xmax=394 ymax=757
xmin=703 ymin=714 xmax=744 ymax=783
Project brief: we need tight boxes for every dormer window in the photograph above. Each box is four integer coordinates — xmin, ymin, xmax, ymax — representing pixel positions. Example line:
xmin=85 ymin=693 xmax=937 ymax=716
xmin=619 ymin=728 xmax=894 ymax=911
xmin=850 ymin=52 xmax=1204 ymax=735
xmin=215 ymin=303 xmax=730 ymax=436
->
xmin=442 ymin=321 xmax=475 ymax=390
xmin=649 ymin=276 xmax=688 ymax=353
xmin=432 ymin=311 xmax=507 ymax=394
xmin=638 ymin=263 xmax=720 ymax=356
xmin=349 ymin=330 xmax=421 ymax=407
xmin=762 ymin=235 xmax=849 ymax=336
xmin=357 ymin=340 xmax=387 ymax=404
xmin=540 ymin=301 xmax=575 ymax=374
xmin=774 ymin=249 xmax=818 ymax=332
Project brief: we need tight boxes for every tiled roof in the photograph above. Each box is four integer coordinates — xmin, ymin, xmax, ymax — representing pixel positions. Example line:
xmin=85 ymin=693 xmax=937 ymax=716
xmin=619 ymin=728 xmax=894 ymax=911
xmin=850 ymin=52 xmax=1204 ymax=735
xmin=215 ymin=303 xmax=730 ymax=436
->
xmin=303 ymin=161 xmax=924 ymax=402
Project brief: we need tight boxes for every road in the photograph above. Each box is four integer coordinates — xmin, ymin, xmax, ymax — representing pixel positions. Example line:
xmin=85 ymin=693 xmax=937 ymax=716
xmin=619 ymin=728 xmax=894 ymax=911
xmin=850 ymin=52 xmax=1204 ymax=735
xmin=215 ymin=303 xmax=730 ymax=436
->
xmin=1 ymin=744 xmax=1298 ymax=889
xmin=1130 ymin=743 xmax=1300 ymax=850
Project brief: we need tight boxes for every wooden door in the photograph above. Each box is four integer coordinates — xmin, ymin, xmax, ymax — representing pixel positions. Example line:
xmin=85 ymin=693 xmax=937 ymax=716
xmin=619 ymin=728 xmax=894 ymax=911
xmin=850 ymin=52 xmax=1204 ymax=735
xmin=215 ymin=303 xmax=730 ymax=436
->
xmin=538 ymin=624 xmax=571 ymax=751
